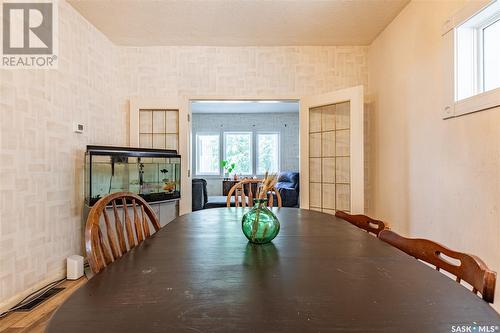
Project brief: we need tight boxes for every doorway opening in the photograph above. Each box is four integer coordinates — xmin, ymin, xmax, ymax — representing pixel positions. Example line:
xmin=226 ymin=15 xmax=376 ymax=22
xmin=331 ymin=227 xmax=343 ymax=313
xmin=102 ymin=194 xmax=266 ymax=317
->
xmin=190 ymin=99 xmax=300 ymax=208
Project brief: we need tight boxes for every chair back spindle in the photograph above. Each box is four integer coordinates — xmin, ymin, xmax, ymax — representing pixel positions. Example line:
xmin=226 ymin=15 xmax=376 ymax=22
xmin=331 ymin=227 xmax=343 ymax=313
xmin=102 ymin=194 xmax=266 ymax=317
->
xmin=112 ymin=201 xmax=127 ymax=255
xmin=85 ymin=192 xmax=161 ymax=274
xmin=226 ymin=179 xmax=282 ymax=208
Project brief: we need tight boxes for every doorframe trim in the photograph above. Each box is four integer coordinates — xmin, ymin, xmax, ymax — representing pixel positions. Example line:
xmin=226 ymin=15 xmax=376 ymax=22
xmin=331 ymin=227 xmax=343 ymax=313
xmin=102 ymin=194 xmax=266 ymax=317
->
xmin=184 ymin=95 xmax=301 ymax=215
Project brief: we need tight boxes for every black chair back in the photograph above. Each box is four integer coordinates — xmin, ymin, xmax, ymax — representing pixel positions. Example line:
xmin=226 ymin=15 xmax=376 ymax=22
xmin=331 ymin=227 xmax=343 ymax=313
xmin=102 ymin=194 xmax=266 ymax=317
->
xmin=192 ymin=178 xmax=208 ymax=211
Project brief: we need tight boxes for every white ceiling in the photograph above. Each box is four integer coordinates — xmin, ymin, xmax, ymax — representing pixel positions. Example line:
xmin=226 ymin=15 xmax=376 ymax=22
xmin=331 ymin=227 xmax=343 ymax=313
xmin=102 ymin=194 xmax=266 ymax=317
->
xmin=68 ymin=0 xmax=409 ymax=46
xmin=191 ymin=100 xmax=299 ymax=114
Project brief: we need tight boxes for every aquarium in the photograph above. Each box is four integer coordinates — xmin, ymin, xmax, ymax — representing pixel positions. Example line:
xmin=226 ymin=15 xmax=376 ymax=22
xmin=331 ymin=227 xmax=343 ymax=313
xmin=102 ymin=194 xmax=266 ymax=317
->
xmin=85 ymin=145 xmax=181 ymax=206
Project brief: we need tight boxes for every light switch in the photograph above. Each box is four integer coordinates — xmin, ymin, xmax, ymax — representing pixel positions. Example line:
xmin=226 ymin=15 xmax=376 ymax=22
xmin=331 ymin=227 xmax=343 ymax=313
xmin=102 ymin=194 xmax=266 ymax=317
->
xmin=73 ymin=123 xmax=84 ymax=133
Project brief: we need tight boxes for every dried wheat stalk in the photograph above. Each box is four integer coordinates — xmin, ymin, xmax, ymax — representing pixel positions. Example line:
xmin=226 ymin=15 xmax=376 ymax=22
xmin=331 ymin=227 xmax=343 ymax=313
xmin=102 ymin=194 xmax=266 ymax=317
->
xmin=251 ymin=172 xmax=278 ymax=241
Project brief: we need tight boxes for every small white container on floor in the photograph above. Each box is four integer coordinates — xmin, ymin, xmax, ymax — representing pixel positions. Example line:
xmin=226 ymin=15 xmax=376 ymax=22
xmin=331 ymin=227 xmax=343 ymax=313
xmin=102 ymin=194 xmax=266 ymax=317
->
xmin=66 ymin=255 xmax=84 ymax=280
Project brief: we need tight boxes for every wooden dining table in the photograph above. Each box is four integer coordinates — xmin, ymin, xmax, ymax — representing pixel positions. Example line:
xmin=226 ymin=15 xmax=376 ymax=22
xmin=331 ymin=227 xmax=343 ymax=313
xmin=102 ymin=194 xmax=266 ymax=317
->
xmin=47 ymin=208 xmax=500 ymax=332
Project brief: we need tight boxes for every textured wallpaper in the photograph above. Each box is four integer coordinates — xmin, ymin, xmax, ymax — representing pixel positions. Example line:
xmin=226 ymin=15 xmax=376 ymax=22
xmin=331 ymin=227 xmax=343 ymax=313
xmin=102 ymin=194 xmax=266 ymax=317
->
xmin=0 ymin=1 xmax=126 ymax=309
xmin=0 ymin=2 xmax=369 ymax=310
xmin=118 ymin=45 xmax=368 ymax=98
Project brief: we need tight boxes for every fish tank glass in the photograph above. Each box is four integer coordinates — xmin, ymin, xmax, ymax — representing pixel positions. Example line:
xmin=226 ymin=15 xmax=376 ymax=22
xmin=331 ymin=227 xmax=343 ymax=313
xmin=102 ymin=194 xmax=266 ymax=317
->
xmin=85 ymin=145 xmax=181 ymax=206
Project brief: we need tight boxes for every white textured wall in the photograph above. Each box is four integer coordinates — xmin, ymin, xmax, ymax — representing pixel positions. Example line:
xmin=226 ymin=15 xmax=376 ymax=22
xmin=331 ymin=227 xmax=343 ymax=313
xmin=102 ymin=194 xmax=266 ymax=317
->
xmin=118 ymin=46 xmax=368 ymax=98
xmin=368 ymin=0 xmax=500 ymax=311
xmin=0 ymin=1 xmax=125 ymax=310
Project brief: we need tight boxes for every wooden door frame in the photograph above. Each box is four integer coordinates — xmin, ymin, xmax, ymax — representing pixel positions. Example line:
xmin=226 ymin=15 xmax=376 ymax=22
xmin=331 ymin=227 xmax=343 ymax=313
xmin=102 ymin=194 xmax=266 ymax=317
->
xmin=183 ymin=95 xmax=300 ymax=214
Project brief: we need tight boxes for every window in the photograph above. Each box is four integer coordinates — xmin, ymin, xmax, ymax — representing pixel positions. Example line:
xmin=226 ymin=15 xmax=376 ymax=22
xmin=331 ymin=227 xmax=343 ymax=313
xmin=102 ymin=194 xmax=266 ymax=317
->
xmin=196 ymin=134 xmax=220 ymax=175
xmin=194 ymin=131 xmax=283 ymax=176
xmin=224 ymin=132 xmax=252 ymax=175
xmin=483 ymin=18 xmax=500 ymax=91
xmin=257 ymin=133 xmax=280 ymax=174
xmin=455 ymin=1 xmax=500 ymax=101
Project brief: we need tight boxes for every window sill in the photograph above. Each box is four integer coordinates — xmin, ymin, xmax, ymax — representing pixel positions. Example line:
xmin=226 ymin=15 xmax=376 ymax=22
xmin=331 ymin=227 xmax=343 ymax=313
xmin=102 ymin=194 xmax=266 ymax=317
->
xmin=445 ymin=87 xmax=500 ymax=119
xmin=194 ymin=174 xmax=222 ymax=178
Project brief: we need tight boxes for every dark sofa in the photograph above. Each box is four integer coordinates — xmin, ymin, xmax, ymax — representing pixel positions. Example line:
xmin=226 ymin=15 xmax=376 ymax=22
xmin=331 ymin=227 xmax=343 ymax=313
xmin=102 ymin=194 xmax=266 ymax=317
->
xmin=275 ymin=172 xmax=299 ymax=207
xmin=192 ymin=178 xmax=208 ymax=211
xmin=192 ymin=172 xmax=300 ymax=210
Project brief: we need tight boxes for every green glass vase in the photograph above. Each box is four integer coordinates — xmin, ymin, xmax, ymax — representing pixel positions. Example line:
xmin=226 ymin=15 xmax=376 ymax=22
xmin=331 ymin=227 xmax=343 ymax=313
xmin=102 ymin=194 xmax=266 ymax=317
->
xmin=242 ymin=199 xmax=280 ymax=244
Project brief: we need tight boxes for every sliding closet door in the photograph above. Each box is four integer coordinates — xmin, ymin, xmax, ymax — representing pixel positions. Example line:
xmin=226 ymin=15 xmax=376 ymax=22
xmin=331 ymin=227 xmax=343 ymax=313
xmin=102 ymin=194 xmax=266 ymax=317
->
xmin=300 ymin=86 xmax=364 ymax=214
xmin=308 ymin=102 xmax=351 ymax=214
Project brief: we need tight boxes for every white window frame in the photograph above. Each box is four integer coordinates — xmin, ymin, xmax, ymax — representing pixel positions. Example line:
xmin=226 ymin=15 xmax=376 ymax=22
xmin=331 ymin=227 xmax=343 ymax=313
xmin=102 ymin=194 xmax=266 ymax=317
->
xmin=256 ymin=132 xmax=281 ymax=176
xmin=223 ymin=131 xmax=253 ymax=176
xmin=480 ymin=16 xmax=500 ymax=91
xmin=442 ymin=0 xmax=500 ymax=119
xmin=195 ymin=132 xmax=221 ymax=176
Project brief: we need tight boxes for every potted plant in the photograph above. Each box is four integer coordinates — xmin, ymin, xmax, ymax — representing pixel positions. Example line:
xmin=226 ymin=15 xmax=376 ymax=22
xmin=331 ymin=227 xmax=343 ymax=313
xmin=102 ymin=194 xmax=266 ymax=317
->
xmin=221 ymin=160 xmax=236 ymax=180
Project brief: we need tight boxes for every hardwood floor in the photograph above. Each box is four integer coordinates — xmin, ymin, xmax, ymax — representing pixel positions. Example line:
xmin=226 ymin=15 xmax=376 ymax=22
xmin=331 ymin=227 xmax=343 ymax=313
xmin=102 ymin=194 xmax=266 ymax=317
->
xmin=0 ymin=278 xmax=86 ymax=333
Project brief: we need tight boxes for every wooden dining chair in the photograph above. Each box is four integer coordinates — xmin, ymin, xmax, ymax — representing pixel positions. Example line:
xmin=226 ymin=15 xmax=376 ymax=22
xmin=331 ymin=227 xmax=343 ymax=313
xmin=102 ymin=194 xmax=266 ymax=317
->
xmin=379 ymin=229 xmax=496 ymax=303
xmin=226 ymin=179 xmax=282 ymax=208
xmin=85 ymin=192 xmax=161 ymax=274
xmin=335 ymin=211 xmax=388 ymax=236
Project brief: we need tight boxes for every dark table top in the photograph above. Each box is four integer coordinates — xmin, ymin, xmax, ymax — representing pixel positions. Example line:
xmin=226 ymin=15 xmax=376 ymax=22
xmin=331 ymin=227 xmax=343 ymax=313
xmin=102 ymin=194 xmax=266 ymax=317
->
xmin=47 ymin=208 xmax=500 ymax=332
